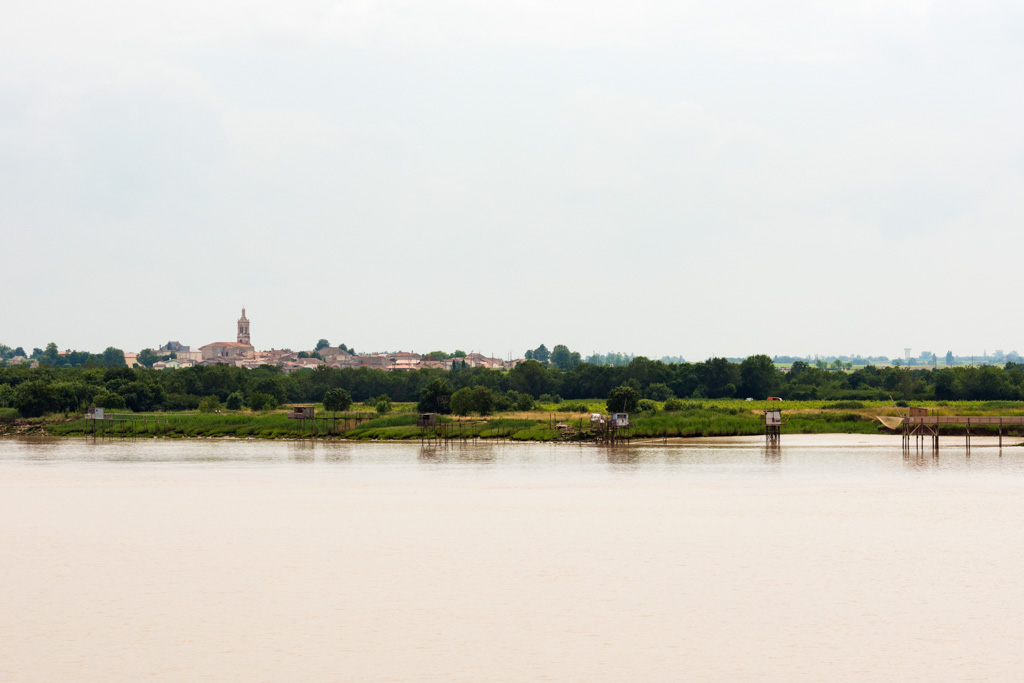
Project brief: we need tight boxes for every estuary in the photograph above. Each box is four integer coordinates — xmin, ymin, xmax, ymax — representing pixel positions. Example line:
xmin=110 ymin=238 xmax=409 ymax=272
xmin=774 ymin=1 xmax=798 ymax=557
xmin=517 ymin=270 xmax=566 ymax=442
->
xmin=2 ymin=437 xmax=1022 ymax=681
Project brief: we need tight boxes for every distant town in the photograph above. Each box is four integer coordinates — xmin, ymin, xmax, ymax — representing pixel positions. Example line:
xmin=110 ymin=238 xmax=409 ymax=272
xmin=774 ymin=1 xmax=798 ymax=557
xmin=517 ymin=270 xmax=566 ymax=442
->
xmin=1 ymin=307 xmax=1020 ymax=372
xmin=0 ymin=309 xmax=528 ymax=373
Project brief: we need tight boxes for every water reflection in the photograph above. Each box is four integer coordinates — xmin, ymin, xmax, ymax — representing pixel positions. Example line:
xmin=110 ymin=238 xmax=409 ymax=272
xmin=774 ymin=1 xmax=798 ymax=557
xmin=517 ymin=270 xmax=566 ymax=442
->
xmin=417 ymin=446 xmax=447 ymax=463
xmin=417 ymin=443 xmax=499 ymax=464
xmin=323 ymin=447 xmax=352 ymax=464
xmin=603 ymin=447 xmax=640 ymax=468
xmin=4 ymin=437 xmax=1024 ymax=478
xmin=762 ymin=445 xmax=782 ymax=473
xmin=903 ymin=451 xmax=935 ymax=470
xmin=288 ymin=441 xmax=316 ymax=462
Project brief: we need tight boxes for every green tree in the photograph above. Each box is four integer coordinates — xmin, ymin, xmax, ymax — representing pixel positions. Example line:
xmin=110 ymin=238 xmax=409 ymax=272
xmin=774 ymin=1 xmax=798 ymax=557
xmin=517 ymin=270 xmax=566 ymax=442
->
xmin=739 ymin=354 xmax=778 ymax=399
xmin=251 ymin=376 xmax=287 ymax=405
xmin=508 ymin=360 xmax=553 ymax=398
xmin=0 ymin=383 xmax=14 ymax=408
xmin=550 ymin=344 xmax=582 ymax=371
xmin=93 ymin=390 xmax=126 ymax=410
xmin=699 ymin=357 xmax=741 ymax=398
xmin=138 ymin=348 xmax=160 ymax=368
xmin=946 ymin=350 xmax=954 ymax=366
xmin=374 ymin=395 xmax=392 ymax=414
xmin=644 ymin=382 xmax=674 ymax=401
xmin=606 ymin=385 xmax=640 ymax=413
xmin=225 ymin=392 xmax=244 ymax=410
xmin=120 ymin=381 xmax=161 ymax=412
xmin=452 ymin=387 xmax=498 ymax=415
xmin=470 ymin=386 xmax=496 ymax=415
xmin=13 ymin=380 xmax=58 ymax=417
xmin=450 ymin=387 xmax=474 ymax=416
xmin=531 ymin=344 xmax=550 ymax=363
xmin=323 ymin=388 xmax=352 ymax=414
xmin=418 ymin=378 xmax=453 ymax=414
xmin=315 ymin=339 xmax=331 ymax=351
xmin=101 ymin=347 xmax=127 ymax=368
xmin=41 ymin=342 xmax=60 ymax=366
xmin=452 ymin=350 xmax=466 ymax=358
xmin=933 ymin=370 xmax=956 ymax=400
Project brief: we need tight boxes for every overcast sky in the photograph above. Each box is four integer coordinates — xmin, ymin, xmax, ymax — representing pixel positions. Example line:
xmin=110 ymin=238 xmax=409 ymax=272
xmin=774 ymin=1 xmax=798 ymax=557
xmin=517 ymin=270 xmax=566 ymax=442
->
xmin=2 ymin=0 xmax=1023 ymax=360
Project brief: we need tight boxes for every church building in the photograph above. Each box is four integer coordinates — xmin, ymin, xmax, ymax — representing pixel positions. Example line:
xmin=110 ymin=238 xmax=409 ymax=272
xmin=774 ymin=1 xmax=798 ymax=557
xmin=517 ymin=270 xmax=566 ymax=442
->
xmin=199 ymin=307 xmax=256 ymax=360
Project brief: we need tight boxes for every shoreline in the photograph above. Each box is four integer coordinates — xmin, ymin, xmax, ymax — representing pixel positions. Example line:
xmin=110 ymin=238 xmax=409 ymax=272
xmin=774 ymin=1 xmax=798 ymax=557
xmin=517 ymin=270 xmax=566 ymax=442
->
xmin=4 ymin=432 xmax=1019 ymax=449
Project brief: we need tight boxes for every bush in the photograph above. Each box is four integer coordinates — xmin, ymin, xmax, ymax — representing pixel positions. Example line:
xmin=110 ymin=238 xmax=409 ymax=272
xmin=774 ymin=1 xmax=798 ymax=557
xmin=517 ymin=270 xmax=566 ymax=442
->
xmin=198 ymin=395 xmax=221 ymax=413
xmin=374 ymin=395 xmax=392 ymax=415
xmin=246 ymin=392 xmax=273 ymax=411
xmin=559 ymin=402 xmax=590 ymax=413
xmin=663 ymin=397 xmax=685 ymax=412
xmin=539 ymin=393 xmax=562 ymax=404
xmin=514 ymin=391 xmax=534 ymax=411
xmin=323 ymin=388 xmax=353 ymax=413
xmin=225 ymin=392 xmax=244 ymax=410
xmin=637 ymin=399 xmax=658 ymax=413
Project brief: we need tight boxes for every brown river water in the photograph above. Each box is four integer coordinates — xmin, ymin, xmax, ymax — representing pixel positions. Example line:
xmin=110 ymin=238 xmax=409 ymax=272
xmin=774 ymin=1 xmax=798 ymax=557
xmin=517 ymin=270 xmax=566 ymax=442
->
xmin=2 ymin=435 xmax=1023 ymax=681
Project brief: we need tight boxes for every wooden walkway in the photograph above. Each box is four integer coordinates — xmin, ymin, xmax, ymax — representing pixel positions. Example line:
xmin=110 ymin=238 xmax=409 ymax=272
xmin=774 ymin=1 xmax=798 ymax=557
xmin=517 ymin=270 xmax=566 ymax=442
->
xmin=900 ymin=411 xmax=1024 ymax=450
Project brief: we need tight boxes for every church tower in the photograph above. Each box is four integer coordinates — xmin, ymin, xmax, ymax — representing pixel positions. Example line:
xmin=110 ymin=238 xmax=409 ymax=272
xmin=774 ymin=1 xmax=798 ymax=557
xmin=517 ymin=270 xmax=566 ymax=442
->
xmin=237 ymin=307 xmax=251 ymax=345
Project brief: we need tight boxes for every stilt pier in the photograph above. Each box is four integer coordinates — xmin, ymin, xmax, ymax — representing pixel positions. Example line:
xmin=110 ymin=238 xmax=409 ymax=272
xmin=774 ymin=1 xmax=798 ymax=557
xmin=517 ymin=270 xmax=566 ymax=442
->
xmin=899 ymin=407 xmax=1024 ymax=453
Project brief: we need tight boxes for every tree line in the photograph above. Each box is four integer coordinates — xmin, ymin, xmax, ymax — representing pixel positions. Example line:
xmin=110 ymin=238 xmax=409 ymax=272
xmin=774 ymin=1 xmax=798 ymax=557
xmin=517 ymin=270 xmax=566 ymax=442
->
xmin=6 ymin=355 xmax=1024 ymax=418
xmin=1 ymin=342 xmax=127 ymax=368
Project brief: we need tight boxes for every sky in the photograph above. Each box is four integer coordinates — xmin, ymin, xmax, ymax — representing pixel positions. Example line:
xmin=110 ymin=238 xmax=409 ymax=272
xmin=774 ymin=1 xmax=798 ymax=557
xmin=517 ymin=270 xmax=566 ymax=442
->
xmin=2 ymin=0 xmax=1023 ymax=361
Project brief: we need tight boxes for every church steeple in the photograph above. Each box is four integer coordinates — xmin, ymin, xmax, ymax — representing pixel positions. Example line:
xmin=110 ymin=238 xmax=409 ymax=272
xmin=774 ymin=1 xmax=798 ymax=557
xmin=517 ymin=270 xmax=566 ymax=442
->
xmin=237 ymin=307 xmax=251 ymax=345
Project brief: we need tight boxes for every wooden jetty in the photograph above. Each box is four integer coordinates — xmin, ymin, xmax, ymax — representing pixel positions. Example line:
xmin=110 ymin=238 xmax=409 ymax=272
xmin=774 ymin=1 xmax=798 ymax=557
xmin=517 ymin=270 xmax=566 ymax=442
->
xmin=899 ymin=406 xmax=1024 ymax=451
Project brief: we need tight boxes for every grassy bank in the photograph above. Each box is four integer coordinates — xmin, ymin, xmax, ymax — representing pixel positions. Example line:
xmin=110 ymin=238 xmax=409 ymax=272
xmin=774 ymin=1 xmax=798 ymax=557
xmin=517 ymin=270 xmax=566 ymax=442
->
xmin=16 ymin=399 xmax=1024 ymax=442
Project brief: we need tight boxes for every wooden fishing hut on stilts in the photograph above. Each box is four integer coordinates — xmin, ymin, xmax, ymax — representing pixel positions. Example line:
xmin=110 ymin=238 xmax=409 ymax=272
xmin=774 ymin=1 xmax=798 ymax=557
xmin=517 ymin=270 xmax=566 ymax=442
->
xmin=762 ymin=397 xmax=784 ymax=445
